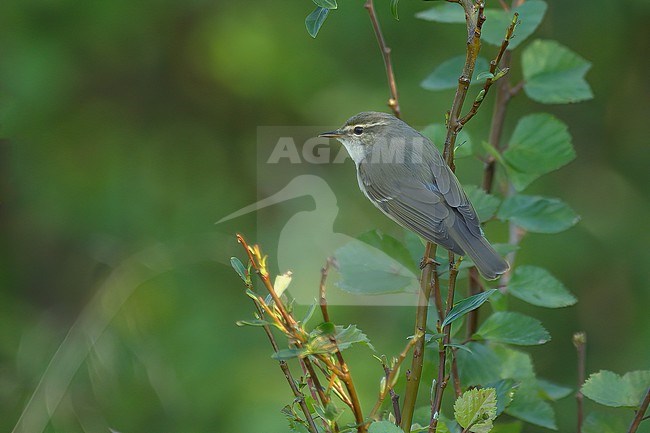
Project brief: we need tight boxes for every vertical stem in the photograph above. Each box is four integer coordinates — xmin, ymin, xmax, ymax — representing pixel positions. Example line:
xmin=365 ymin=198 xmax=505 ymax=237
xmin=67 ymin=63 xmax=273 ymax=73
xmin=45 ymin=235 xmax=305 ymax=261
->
xmin=401 ymin=243 xmax=437 ymax=432
xmin=628 ymin=388 xmax=650 ymax=433
xmin=429 ymin=259 xmax=459 ymax=433
xmin=573 ymin=332 xmax=587 ymax=433
xmin=364 ymin=0 xmax=401 ymax=117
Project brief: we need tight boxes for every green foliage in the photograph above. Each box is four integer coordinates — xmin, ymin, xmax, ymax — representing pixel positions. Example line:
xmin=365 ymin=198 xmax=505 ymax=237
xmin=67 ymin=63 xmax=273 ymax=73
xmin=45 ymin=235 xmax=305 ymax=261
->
xmin=488 ymin=379 xmax=518 ymax=415
xmin=421 ymin=56 xmax=490 ymax=91
xmin=582 ymin=412 xmax=627 ymax=433
xmin=335 ymin=239 xmax=417 ymax=294
xmin=442 ymin=289 xmax=497 ymax=327
xmin=390 ymin=0 xmax=400 ymax=20
xmin=522 ymin=40 xmax=593 ymax=104
xmin=481 ymin=1 xmax=547 ymax=49
xmin=421 ymin=123 xmax=474 ymax=158
xmin=497 ymin=194 xmax=579 ymax=233
xmin=453 ymin=388 xmax=497 ymax=433
xmin=581 ymin=370 xmax=650 ymax=407
xmin=368 ymin=420 xmax=405 ymax=433
xmin=312 ymin=0 xmax=337 ymax=9
xmin=507 ymin=266 xmax=577 ymax=308
xmin=474 ymin=312 xmax=550 ymax=346
xmin=230 ymin=257 xmax=249 ymax=283
xmin=504 ymin=381 xmax=557 ymax=430
xmin=536 ymin=379 xmax=572 ymax=401
xmin=415 ymin=2 xmax=466 ymax=24
xmin=490 ymin=422 xmax=523 ymax=433
xmin=305 ymin=7 xmax=330 ymax=38
xmin=464 ymin=185 xmax=501 ymax=222
xmin=502 ymin=113 xmax=575 ymax=191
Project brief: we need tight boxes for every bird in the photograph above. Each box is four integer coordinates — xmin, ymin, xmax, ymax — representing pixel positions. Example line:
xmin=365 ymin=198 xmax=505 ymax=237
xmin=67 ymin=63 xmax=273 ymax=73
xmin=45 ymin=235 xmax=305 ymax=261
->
xmin=320 ymin=111 xmax=509 ymax=280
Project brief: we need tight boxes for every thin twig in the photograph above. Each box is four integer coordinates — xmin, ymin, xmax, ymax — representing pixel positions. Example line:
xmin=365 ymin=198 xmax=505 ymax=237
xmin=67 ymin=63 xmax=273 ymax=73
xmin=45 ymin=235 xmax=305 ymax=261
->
xmin=459 ymin=12 xmax=518 ymax=126
xmin=238 ymin=235 xmax=365 ymax=432
xmin=320 ymin=257 xmax=335 ymax=323
xmin=628 ymin=387 xmax=650 ymax=433
xmin=401 ymin=243 xmax=438 ymax=432
xmin=364 ymin=0 xmax=401 ymax=117
xmin=370 ymin=334 xmax=423 ymax=421
xmin=573 ymin=332 xmax=587 ymax=433
xmin=318 ymin=256 xmax=367 ymax=433
xmin=429 ymin=258 xmax=460 ymax=433
xmin=465 ymin=268 xmax=482 ymax=337
xmin=251 ymin=303 xmax=320 ymax=433
xmin=383 ymin=362 xmax=402 ymax=426
xmin=443 ymin=0 xmax=486 ymax=169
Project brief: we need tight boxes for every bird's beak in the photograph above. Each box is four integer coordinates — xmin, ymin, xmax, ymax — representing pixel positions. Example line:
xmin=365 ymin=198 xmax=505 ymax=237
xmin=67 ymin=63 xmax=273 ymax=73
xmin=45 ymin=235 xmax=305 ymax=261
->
xmin=319 ymin=129 xmax=344 ymax=138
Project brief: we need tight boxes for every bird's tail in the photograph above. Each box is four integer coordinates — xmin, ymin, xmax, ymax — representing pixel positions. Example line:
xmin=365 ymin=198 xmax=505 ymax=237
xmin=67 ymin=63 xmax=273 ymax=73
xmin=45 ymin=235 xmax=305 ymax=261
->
xmin=450 ymin=221 xmax=509 ymax=280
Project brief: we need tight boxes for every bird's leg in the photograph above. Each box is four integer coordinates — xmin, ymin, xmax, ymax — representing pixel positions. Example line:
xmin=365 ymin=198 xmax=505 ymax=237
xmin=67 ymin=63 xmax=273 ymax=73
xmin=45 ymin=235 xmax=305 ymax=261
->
xmin=419 ymin=256 xmax=440 ymax=269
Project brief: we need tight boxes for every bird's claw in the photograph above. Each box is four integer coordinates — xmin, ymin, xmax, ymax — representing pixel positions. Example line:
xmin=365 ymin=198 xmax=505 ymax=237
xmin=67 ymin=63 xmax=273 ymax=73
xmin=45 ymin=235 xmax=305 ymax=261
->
xmin=419 ymin=257 xmax=440 ymax=269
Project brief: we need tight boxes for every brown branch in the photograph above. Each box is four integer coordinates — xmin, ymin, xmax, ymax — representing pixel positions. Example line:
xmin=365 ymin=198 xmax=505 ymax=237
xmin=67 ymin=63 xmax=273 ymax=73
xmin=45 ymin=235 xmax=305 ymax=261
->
xmin=443 ymin=0 xmax=486 ymax=169
xmin=401 ymin=243 xmax=438 ymax=432
xmin=364 ymin=0 xmax=401 ymax=118
xmin=318 ymin=256 xmax=366 ymax=433
xmin=573 ymin=332 xmax=587 ymax=433
xmin=250 ymin=301 xmax=320 ymax=433
xmin=429 ymin=257 xmax=461 ymax=433
xmin=450 ymin=352 xmax=462 ymax=398
xmin=459 ymin=12 xmax=518 ymax=127
xmin=370 ymin=334 xmax=423 ymax=421
xmin=383 ymin=363 xmax=402 ymax=426
xmin=628 ymin=387 xmax=650 ymax=433
xmin=238 ymin=235 xmax=364 ymax=432
xmin=320 ymin=257 xmax=335 ymax=323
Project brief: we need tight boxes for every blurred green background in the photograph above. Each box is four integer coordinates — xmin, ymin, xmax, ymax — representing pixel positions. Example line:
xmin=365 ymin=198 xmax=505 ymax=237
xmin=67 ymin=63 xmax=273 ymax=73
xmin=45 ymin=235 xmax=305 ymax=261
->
xmin=1 ymin=1 xmax=649 ymax=432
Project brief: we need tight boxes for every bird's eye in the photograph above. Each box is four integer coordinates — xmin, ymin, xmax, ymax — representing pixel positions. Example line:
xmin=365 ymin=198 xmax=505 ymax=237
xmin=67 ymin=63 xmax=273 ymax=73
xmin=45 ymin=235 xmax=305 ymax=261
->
xmin=353 ymin=126 xmax=364 ymax=135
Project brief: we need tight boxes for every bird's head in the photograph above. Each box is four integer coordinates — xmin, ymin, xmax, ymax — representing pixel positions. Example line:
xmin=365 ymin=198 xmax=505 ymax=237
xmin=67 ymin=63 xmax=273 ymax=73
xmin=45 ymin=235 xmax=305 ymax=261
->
xmin=319 ymin=111 xmax=401 ymax=163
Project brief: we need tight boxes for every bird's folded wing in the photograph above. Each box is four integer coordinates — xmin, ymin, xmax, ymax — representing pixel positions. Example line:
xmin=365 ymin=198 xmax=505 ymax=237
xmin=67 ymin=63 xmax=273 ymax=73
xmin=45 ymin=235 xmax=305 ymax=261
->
xmin=427 ymin=152 xmax=482 ymax=238
xmin=359 ymin=165 xmax=463 ymax=252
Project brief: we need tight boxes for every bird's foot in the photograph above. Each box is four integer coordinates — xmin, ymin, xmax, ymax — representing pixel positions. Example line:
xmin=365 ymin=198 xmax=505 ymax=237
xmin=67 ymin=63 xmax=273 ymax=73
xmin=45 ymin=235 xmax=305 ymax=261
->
xmin=419 ymin=256 xmax=440 ymax=269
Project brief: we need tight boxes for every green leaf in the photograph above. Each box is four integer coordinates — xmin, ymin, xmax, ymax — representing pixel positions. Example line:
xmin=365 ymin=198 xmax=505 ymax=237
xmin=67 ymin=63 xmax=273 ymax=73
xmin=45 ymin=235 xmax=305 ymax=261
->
xmin=312 ymin=0 xmax=337 ymax=9
xmin=272 ymin=348 xmax=307 ymax=360
xmin=490 ymin=422 xmax=523 ymax=433
xmin=335 ymin=240 xmax=417 ymax=295
xmin=581 ymin=370 xmax=650 ymax=407
xmin=505 ymin=381 xmax=557 ymax=430
xmin=522 ymin=39 xmax=593 ymax=104
xmin=482 ymin=1 xmax=547 ymax=49
xmin=474 ymin=312 xmax=550 ymax=345
xmin=502 ymin=113 xmax=576 ymax=191
xmin=334 ymin=324 xmax=375 ymax=351
xmin=230 ymin=257 xmax=248 ymax=283
xmin=358 ymin=229 xmax=419 ymax=272
xmin=442 ymin=289 xmax=497 ymax=327
xmin=368 ymin=420 xmax=405 ymax=433
xmin=494 ymin=345 xmax=535 ymax=381
xmin=421 ymin=123 xmax=473 ymax=158
xmin=421 ymin=56 xmax=490 ymax=91
xmin=508 ymin=266 xmax=577 ymax=308
xmin=464 ymin=185 xmax=501 ymax=222
xmin=445 ymin=343 xmax=473 ymax=354
xmin=404 ymin=230 xmax=427 ymax=268
xmin=537 ymin=379 xmax=572 ymax=401
xmin=415 ymin=2 xmax=465 ymax=23
xmin=497 ymin=194 xmax=580 ymax=233
xmin=305 ymin=6 xmax=330 ymax=38
xmin=583 ymin=412 xmax=627 ymax=433
xmin=236 ymin=319 xmax=273 ymax=327
xmin=390 ymin=0 xmax=400 ymax=20
xmin=456 ymin=342 xmax=502 ymax=387
xmin=488 ymin=379 xmax=518 ymax=415
xmin=454 ymin=388 xmax=497 ymax=433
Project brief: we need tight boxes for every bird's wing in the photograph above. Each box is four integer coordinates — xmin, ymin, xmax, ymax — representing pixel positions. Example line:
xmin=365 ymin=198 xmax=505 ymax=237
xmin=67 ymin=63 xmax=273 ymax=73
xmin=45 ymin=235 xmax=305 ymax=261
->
xmin=358 ymin=162 xmax=464 ymax=254
xmin=427 ymin=149 xmax=482 ymax=238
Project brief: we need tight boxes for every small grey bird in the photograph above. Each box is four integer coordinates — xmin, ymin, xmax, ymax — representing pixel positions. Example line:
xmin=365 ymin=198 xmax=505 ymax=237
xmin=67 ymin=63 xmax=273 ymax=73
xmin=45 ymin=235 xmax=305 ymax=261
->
xmin=320 ymin=111 xmax=509 ymax=280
